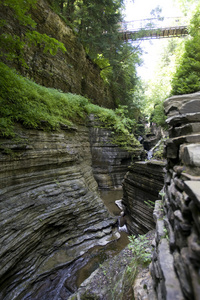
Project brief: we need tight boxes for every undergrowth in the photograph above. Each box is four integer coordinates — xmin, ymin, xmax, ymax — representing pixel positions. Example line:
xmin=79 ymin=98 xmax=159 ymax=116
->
xmin=120 ymin=234 xmax=152 ymax=296
xmin=0 ymin=62 xmax=139 ymax=149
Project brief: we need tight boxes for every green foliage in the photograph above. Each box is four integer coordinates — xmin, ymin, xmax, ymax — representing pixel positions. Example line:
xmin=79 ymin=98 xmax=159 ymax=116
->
xmin=150 ymin=100 xmax=167 ymax=129
xmin=0 ymin=62 xmax=88 ymax=136
xmin=128 ymin=234 xmax=151 ymax=265
xmin=140 ymin=38 xmax=183 ymax=126
xmin=144 ymin=199 xmax=155 ymax=209
xmin=49 ymin=0 xmax=143 ymax=117
xmin=121 ymin=234 xmax=152 ymax=297
xmin=171 ymin=4 xmax=200 ymax=95
xmin=25 ymin=31 xmax=66 ymax=55
xmin=0 ymin=63 xmax=138 ymax=152
xmin=159 ymin=190 xmax=165 ymax=201
xmin=2 ymin=0 xmax=37 ymax=27
xmin=151 ymin=138 xmax=166 ymax=160
xmin=0 ymin=0 xmax=66 ymax=66
xmin=85 ymin=104 xmax=139 ymax=149
xmin=50 ymin=0 xmax=124 ymax=59
xmin=177 ymin=0 xmax=198 ymax=17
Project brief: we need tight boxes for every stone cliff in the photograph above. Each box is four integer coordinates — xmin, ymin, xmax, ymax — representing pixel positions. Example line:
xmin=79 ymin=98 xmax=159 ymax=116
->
xmin=122 ymin=161 xmax=165 ymax=235
xmin=150 ymin=92 xmax=200 ymax=299
xmin=0 ymin=119 xmax=137 ymax=299
xmin=116 ymin=92 xmax=200 ymax=300
xmin=0 ymin=0 xmax=115 ymax=108
xmin=88 ymin=116 xmax=140 ymax=190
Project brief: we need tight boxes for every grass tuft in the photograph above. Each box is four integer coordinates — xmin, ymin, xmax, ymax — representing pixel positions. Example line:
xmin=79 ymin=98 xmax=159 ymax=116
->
xmin=0 ymin=62 xmax=139 ymax=150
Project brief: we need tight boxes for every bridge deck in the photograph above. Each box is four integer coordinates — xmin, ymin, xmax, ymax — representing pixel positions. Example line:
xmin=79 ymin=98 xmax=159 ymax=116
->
xmin=118 ymin=17 xmax=188 ymax=40
xmin=120 ymin=26 xmax=188 ymax=40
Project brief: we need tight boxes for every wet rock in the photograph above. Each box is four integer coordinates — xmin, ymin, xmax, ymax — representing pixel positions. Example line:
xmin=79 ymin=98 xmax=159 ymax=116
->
xmin=122 ymin=161 xmax=165 ymax=235
xmin=68 ymin=230 xmax=155 ymax=300
xmin=88 ymin=116 xmax=141 ymax=189
xmin=0 ymin=125 xmax=118 ymax=299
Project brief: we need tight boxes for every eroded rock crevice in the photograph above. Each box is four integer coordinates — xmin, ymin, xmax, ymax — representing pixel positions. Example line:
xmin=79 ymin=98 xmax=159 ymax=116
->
xmin=88 ymin=115 xmax=141 ymax=190
xmin=122 ymin=160 xmax=165 ymax=235
xmin=0 ymin=125 xmax=114 ymax=299
xmin=0 ymin=116 xmax=137 ymax=299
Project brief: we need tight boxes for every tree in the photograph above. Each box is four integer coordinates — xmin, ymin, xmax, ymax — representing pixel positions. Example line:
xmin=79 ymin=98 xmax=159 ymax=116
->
xmin=171 ymin=4 xmax=200 ymax=95
xmin=138 ymin=38 xmax=183 ymax=128
xmin=0 ymin=0 xmax=66 ymax=66
xmin=50 ymin=0 xmax=125 ymax=61
xmin=51 ymin=0 xmax=143 ymax=114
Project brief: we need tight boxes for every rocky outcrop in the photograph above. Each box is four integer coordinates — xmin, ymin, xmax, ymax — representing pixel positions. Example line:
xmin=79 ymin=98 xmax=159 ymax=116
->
xmin=68 ymin=230 xmax=155 ymax=300
xmin=122 ymin=160 xmax=165 ymax=235
xmin=151 ymin=92 xmax=200 ymax=300
xmin=0 ymin=124 xmax=119 ymax=299
xmin=0 ymin=116 xmax=138 ymax=299
xmin=141 ymin=124 xmax=164 ymax=151
xmin=89 ymin=116 xmax=141 ymax=189
xmin=0 ymin=0 xmax=115 ymax=108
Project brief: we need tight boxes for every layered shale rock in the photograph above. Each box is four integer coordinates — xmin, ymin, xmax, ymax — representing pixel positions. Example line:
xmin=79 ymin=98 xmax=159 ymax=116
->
xmin=151 ymin=92 xmax=200 ymax=300
xmin=0 ymin=125 xmax=119 ymax=299
xmin=89 ymin=115 xmax=141 ymax=190
xmin=0 ymin=0 xmax=115 ymax=108
xmin=122 ymin=160 xmax=165 ymax=235
xmin=67 ymin=230 xmax=155 ymax=300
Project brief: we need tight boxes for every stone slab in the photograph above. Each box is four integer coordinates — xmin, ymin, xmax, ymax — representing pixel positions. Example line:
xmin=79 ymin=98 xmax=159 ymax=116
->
xmin=180 ymin=144 xmax=200 ymax=167
xmin=180 ymin=99 xmax=200 ymax=114
xmin=184 ymin=181 xmax=200 ymax=209
xmin=158 ymin=239 xmax=184 ymax=300
xmin=164 ymin=92 xmax=200 ymax=116
xmin=166 ymin=113 xmax=200 ymax=127
xmin=169 ymin=123 xmax=200 ymax=138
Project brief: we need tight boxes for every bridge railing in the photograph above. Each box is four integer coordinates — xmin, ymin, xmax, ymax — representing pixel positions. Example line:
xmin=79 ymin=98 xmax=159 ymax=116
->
xmin=118 ymin=17 xmax=187 ymax=32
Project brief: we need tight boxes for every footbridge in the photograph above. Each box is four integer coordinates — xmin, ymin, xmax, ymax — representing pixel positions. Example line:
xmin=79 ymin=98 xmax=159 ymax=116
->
xmin=118 ymin=17 xmax=188 ymax=40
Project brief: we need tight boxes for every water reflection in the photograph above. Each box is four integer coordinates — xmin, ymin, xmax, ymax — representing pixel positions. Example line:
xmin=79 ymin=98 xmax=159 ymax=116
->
xmin=75 ymin=189 xmax=129 ymax=288
xmin=100 ymin=189 xmax=123 ymax=216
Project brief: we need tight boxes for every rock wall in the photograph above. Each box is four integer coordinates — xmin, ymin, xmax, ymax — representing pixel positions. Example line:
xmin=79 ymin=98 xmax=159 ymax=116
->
xmin=0 ymin=124 xmax=119 ymax=299
xmin=89 ymin=116 xmax=141 ymax=189
xmin=151 ymin=92 xmax=200 ymax=300
xmin=122 ymin=160 xmax=165 ymax=235
xmin=0 ymin=0 xmax=115 ymax=108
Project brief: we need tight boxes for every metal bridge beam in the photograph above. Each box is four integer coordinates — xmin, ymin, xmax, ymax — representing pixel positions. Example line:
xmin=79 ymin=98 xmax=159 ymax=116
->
xmin=120 ymin=26 xmax=188 ymax=40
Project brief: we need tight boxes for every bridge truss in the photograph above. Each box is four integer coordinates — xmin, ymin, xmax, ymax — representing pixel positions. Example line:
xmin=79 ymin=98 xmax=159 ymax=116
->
xmin=119 ymin=17 xmax=188 ymax=40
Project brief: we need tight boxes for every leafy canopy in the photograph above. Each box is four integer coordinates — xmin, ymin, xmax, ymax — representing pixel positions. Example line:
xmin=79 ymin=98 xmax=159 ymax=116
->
xmin=49 ymin=0 xmax=143 ymax=117
xmin=0 ymin=0 xmax=66 ymax=66
xmin=171 ymin=3 xmax=200 ymax=95
xmin=139 ymin=38 xmax=183 ymax=128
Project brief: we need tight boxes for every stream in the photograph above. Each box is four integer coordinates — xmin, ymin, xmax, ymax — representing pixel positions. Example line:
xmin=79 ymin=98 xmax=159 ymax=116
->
xmin=32 ymin=190 xmax=130 ymax=299
xmin=74 ymin=189 xmax=129 ymax=289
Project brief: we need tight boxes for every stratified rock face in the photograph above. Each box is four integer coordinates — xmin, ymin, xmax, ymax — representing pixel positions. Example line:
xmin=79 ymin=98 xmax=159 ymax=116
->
xmin=0 ymin=125 xmax=117 ymax=299
xmin=151 ymin=92 xmax=200 ymax=300
xmin=68 ymin=230 xmax=155 ymax=300
xmin=89 ymin=116 xmax=141 ymax=190
xmin=0 ymin=0 xmax=115 ymax=108
xmin=122 ymin=161 xmax=165 ymax=235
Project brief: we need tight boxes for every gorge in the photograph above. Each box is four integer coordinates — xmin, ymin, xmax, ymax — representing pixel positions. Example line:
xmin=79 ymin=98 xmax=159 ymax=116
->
xmin=0 ymin=0 xmax=200 ymax=299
